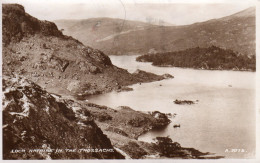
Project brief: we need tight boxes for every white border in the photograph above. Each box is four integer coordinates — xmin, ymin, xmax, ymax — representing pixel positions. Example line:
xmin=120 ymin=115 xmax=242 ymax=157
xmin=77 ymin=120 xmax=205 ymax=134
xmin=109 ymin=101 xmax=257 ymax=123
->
xmin=0 ymin=0 xmax=259 ymax=163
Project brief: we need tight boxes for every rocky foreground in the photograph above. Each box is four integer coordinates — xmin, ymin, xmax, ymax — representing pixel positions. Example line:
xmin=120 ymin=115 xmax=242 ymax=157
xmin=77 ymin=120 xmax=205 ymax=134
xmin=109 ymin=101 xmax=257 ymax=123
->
xmin=2 ymin=75 xmax=124 ymax=159
xmin=3 ymin=75 xmax=222 ymax=159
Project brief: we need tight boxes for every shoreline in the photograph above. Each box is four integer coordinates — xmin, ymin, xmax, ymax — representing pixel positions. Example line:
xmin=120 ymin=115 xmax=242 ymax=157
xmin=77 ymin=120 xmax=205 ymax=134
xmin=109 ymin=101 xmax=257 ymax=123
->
xmin=153 ymin=64 xmax=255 ymax=72
xmin=136 ymin=60 xmax=255 ymax=72
xmin=79 ymin=100 xmax=224 ymax=159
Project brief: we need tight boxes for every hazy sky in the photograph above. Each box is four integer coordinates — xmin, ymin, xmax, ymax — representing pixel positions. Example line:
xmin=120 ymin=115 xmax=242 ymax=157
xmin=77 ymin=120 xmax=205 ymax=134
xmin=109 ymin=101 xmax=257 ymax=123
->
xmin=2 ymin=0 xmax=255 ymax=25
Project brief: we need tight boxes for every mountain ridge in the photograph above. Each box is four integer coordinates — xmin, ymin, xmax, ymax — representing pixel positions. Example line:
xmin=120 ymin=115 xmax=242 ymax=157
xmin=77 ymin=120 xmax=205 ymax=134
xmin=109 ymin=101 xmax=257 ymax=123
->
xmin=54 ymin=7 xmax=255 ymax=56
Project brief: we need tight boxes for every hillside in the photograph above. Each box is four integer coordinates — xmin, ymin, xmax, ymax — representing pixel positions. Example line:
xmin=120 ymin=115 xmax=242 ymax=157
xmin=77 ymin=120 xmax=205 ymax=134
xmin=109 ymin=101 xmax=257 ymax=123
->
xmin=54 ymin=18 xmax=155 ymax=54
xmin=2 ymin=74 xmax=124 ymax=159
xmin=55 ymin=7 xmax=255 ymax=56
xmin=2 ymin=4 xmax=172 ymax=98
xmin=2 ymin=4 xmax=178 ymax=160
xmin=136 ymin=46 xmax=256 ymax=71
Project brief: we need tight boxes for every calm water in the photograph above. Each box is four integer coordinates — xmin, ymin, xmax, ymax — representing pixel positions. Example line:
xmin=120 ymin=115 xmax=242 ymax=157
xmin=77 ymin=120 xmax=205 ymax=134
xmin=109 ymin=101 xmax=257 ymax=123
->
xmin=88 ymin=55 xmax=256 ymax=158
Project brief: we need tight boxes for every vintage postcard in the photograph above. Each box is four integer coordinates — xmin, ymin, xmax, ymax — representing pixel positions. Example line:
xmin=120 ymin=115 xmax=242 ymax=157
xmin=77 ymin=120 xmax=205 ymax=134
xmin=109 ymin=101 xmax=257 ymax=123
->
xmin=1 ymin=0 xmax=259 ymax=162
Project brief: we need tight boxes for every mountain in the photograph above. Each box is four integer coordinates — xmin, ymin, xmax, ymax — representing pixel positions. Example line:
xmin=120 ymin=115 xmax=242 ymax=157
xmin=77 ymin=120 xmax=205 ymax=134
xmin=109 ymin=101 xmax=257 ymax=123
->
xmin=2 ymin=4 xmax=172 ymax=98
xmin=54 ymin=17 xmax=156 ymax=53
xmin=2 ymin=4 xmax=175 ymax=159
xmin=54 ymin=7 xmax=255 ymax=56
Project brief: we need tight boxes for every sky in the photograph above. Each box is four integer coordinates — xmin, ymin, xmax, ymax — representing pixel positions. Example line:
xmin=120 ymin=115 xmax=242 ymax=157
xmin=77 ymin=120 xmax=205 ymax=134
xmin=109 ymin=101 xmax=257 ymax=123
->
xmin=2 ymin=0 xmax=256 ymax=25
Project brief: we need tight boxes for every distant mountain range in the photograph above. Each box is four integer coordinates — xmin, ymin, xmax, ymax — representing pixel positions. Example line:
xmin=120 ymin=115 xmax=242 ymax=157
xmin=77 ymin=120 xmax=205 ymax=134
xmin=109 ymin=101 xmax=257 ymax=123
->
xmin=54 ymin=18 xmax=156 ymax=53
xmin=54 ymin=7 xmax=255 ymax=56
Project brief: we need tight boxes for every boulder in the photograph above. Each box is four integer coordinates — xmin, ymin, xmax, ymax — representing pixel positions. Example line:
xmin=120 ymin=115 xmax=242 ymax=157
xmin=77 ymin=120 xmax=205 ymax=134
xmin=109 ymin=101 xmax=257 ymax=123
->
xmin=162 ymin=73 xmax=174 ymax=79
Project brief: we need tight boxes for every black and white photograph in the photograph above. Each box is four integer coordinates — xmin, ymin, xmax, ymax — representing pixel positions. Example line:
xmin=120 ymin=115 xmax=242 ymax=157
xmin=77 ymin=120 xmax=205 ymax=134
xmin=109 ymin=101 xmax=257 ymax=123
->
xmin=1 ymin=0 xmax=259 ymax=161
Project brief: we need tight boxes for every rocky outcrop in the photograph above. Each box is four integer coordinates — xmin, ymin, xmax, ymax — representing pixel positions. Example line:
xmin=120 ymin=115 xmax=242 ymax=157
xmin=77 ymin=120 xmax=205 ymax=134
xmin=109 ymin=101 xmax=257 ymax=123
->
xmin=120 ymin=141 xmax=148 ymax=159
xmin=162 ymin=74 xmax=174 ymax=79
xmin=154 ymin=136 xmax=214 ymax=158
xmin=150 ymin=111 xmax=171 ymax=128
xmin=2 ymin=75 xmax=124 ymax=159
xmin=132 ymin=69 xmax=173 ymax=82
xmin=87 ymin=104 xmax=221 ymax=159
xmin=2 ymin=4 xmax=172 ymax=99
xmin=86 ymin=105 xmax=171 ymax=139
xmin=2 ymin=4 xmax=62 ymax=45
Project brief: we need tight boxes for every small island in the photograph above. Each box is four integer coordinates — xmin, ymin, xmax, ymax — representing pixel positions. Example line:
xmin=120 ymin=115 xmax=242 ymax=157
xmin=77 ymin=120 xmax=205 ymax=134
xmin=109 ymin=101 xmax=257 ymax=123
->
xmin=174 ymin=99 xmax=198 ymax=105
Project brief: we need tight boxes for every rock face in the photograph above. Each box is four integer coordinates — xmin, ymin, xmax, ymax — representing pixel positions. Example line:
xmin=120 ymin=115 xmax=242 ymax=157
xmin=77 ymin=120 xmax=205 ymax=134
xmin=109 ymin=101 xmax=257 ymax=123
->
xmin=2 ymin=4 xmax=171 ymax=98
xmin=2 ymin=4 xmax=62 ymax=45
xmin=150 ymin=111 xmax=171 ymax=128
xmin=2 ymin=75 xmax=124 ymax=159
